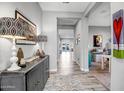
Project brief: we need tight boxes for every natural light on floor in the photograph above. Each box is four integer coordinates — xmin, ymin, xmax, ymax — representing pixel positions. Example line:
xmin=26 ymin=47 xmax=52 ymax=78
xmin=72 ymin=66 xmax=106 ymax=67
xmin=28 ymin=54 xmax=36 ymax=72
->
xmin=60 ymin=52 xmax=74 ymax=67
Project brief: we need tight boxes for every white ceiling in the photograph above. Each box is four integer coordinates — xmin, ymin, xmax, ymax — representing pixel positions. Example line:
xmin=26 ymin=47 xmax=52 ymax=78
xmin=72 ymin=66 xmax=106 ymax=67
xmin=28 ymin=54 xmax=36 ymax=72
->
xmin=39 ymin=2 xmax=90 ymax=12
xmin=58 ymin=29 xmax=74 ymax=39
xmin=88 ymin=2 xmax=111 ymax=26
xmin=57 ymin=18 xmax=79 ymax=26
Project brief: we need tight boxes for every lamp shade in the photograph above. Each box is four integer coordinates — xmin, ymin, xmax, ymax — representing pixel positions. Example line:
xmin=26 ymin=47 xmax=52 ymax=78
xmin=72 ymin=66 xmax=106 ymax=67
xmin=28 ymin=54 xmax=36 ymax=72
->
xmin=0 ymin=17 xmax=26 ymax=39
xmin=37 ymin=35 xmax=47 ymax=42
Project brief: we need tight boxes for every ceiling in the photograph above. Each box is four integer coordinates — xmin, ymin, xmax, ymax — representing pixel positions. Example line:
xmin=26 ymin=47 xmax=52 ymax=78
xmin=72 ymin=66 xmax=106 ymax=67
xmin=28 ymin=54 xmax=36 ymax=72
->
xmin=57 ymin=18 xmax=76 ymax=39
xmin=57 ymin=18 xmax=79 ymax=26
xmin=89 ymin=2 xmax=110 ymax=18
xmin=88 ymin=2 xmax=111 ymax=26
xmin=39 ymin=2 xmax=90 ymax=12
xmin=58 ymin=29 xmax=74 ymax=39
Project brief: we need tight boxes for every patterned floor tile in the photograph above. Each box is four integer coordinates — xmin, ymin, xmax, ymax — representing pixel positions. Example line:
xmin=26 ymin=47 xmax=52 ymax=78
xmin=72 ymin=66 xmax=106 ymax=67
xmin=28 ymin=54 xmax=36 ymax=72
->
xmin=44 ymin=52 xmax=109 ymax=91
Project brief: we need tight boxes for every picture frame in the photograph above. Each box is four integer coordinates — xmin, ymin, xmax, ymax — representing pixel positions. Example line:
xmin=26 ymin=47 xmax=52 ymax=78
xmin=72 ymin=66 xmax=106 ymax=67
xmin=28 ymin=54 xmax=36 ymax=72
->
xmin=15 ymin=10 xmax=37 ymax=45
xmin=93 ymin=35 xmax=102 ymax=47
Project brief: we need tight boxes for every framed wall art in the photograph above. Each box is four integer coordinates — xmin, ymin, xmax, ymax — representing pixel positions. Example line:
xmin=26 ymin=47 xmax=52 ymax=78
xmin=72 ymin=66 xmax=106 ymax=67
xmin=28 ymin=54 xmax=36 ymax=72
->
xmin=113 ymin=9 xmax=124 ymax=58
xmin=93 ymin=35 xmax=102 ymax=47
xmin=15 ymin=10 xmax=37 ymax=45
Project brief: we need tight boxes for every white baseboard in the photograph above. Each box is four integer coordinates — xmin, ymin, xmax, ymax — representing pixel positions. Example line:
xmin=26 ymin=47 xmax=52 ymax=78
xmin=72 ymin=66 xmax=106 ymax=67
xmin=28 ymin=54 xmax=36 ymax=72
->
xmin=80 ymin=67 xmax=84 ymax=71
xmin=80 ymin=68 xmax=89 ymax=72
xmin=84 ymin=69 xmax=89 ymax=72
xmin=49 ymin=69 xmax=57 ymax=73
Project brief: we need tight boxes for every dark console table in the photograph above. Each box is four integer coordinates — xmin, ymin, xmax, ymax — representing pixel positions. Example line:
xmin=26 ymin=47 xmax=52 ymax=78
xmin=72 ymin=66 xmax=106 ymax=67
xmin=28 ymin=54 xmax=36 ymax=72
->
xmin=0 ymin=55 xmax=49 ymax=91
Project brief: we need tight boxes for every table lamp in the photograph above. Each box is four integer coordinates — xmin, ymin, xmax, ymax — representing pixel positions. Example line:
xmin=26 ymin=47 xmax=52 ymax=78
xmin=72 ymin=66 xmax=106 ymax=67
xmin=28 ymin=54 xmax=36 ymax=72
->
xmin=37 ymin=35 xmax=47 ymax=42
xmin=0 ymin=17 xmax=26 ymax=71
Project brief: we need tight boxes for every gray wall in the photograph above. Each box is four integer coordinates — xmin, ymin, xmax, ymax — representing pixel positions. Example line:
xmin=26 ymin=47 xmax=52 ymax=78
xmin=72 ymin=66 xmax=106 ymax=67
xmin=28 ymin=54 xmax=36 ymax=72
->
xmin=74 ymin=17 xmax=89 ymax=72
xmin=42 ymin=11 xmax=82 ymax=71
xmin=74 ymin=20 xmax=81 ymax=66
xmin=0 ymin=2 xmax=43 ymax=70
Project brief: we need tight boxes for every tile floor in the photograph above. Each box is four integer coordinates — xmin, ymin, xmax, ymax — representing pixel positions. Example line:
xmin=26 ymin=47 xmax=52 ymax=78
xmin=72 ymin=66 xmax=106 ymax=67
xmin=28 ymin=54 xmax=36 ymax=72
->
xmin=89 ymin=62 xmax=110 ymax=90
xmin=44 ymin=52 xmax=109 ymax=91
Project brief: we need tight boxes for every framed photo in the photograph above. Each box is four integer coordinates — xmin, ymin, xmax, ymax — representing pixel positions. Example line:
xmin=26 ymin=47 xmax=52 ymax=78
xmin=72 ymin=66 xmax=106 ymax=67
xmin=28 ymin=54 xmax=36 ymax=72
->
xmin=93 ymin=35 xmax=102 ymax=47
xmin=15 ymin=10 xmax=37 ymax=45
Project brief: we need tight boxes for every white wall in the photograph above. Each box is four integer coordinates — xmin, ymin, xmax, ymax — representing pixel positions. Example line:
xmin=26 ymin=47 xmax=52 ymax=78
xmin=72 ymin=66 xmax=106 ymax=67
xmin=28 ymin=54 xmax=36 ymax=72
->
xmin=74 ymin=20 xmax=82 ymax=65
xmin=88 ymin=2 xmax=111 ymax=26
xmin=0 ymin=2 xmax=43 ymax=70
xmin=74 ymin=17 xmax=89 ymax=72
xmin=110 ymin=2 xmax=124 ymax=91
xmin=42 ymin=11 xmax=82 ymax=71
xmin=80 ymin=17 xmax=89 ymax=72
xmin=88 ymin=26 xmax=111 ymax=50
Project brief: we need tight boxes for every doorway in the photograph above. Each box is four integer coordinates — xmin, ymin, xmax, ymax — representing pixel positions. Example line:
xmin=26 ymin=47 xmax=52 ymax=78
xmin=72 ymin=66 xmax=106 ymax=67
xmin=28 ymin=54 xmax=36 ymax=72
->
xmin=57 ymin=17 xmax=79 ymax=74
xmin=87 ymin=2 xmax=111 ymax=90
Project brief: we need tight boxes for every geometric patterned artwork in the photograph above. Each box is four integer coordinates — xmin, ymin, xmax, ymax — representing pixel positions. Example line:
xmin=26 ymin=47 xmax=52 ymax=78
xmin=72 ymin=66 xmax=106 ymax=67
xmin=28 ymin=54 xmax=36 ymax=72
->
xmin=113 ymin=9 xmax=124 ymax=58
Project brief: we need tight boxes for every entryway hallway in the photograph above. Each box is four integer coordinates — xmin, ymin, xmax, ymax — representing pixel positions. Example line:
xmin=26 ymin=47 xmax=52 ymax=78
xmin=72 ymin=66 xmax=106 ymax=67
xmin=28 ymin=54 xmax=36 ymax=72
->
xmin=44 ymin=52 xmax=108 ymax=91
